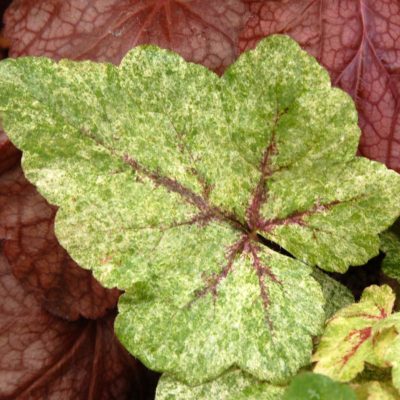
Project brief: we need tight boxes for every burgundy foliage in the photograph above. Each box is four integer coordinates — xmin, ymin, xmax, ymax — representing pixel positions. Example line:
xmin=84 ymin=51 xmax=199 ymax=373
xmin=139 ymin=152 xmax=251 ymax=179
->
xmin=3 ymin=0 xmax=249 ymax=75
xmin=0 ymin=253 xmax=149 ymax=400
xmin=1 ymin=0 xmax=400 ymax=398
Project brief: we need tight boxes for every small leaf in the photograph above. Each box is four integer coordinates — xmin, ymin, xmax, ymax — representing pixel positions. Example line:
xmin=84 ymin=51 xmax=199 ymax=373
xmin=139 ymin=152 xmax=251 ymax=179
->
xmin=1 ymin=35 xmax=400 ymax=383
xmin=156 ymin=369 xmax=284 ymax=400
xmin=283 ymin=372 xmax=356 ymax=400
xmin=313 ymin=285 xmax=395 ymax=381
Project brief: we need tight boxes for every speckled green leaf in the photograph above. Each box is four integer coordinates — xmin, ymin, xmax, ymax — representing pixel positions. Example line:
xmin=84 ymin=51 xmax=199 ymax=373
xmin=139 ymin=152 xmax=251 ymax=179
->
xmin=1 ymin=35 xmax=400 ymax=383
xmin=381 ymin=230 xmax=400 ymax=282
xmin=117 ymin=250 xmax=323 ymax=384
xmin=312 ymin=268 xmax=354 ymax=322
xmin=313 ymin=285 xmax=395 ymax=382
xmin=283 ymin=372 xmax=356 ymax=400
xmin=352 ymin=381 xmax=400 ymax=400
xmin=155 ymin=369 xmax=285 ymax=400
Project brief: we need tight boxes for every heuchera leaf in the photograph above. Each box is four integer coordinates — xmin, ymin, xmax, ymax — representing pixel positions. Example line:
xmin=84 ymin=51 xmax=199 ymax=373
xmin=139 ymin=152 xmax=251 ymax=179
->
xmin=380 ymin=228 xmax=400 ymax=283
xmin=0 ymin=252 xmax=146 ymax=400
xmin=0 ymin=133 xmax=120 ymax=320
xmin=156 ymin=369 xmax=284 ymax=400
xmin=0 ymin=35 xmax=400 ymax=384
xmin=282 ymin=372 xmax=356 ymax=400
xmin=313 ymin=285 xmax=396 ymax=382
xmin=3 ymin=0 xmax=249 ymax=75
xmin=352 ymin=381 xmax=400 ymax=400
xmin=239 ymin=1 xmax=400 ymax=172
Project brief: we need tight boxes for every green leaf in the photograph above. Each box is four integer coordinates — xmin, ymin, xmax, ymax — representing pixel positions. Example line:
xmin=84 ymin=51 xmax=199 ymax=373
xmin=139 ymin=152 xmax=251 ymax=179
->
xmin=117 ymin=250 xmax=323 ymax=383
xmin=155 ymin=369 xmax=285 ymax=400
xmin=380 ymin=229 xmax=400 ymax=282
xmin=352 ymin=381 xmax=400 ymax=400
xmin=283 ymin=372 xmax=356 ymax=400
xmin=312 ymin=268 xmax=354 ymax=321
xmin=313 ymin=285 xmax=395 ymax=382
xmin=1 ymin=35 xmax=400 ymax=383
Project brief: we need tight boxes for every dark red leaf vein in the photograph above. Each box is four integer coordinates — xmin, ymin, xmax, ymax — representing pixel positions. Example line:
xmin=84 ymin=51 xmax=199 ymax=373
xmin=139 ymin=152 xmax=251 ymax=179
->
xmin=188 ymin=235 xmax=247 ymax=306
xmin=341 ymin=326 xmax=372 ymax=366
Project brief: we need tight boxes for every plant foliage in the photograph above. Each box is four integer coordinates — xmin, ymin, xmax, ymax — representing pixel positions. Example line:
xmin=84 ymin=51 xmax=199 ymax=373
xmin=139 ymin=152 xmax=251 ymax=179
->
xmin=1 ymin=35 xmax=400 ymax=399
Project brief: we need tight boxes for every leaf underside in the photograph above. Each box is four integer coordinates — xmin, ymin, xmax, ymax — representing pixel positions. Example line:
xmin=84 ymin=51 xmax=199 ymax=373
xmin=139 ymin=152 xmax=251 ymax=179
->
xmin=1 ymin=35 xmax=400 ymax=384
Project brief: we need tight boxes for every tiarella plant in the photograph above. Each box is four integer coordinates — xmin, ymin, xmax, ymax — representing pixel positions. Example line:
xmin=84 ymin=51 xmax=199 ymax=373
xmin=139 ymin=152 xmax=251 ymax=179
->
xmin=1 ymin=34 xmax=400 ymax=399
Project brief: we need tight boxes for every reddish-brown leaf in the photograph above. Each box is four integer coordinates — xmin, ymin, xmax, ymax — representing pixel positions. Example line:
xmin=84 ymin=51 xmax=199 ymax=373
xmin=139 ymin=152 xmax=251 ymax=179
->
xmin=0 ymin=252 xmax=154 ymax=400
xmin=3 ymin=0 xmax=249 ymax=74
xmin=239 ymin=0 xmax=400 ymax=171
xmin=0 ymin=132 xmax=120 ymax=320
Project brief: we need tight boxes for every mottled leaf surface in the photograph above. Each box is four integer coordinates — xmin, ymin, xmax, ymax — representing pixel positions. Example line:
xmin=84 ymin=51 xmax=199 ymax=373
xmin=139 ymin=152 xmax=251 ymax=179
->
xmin=381 ymin=229 xmax=400 ymax=282
xmin=156 ymin=369 xmax=284 ymax=400
xmin=0 ymin=252 xmax=147 ymax=400
xmin=3 ymin=0 xmax=249 ymax=75
xmin=283 ymin=372 xmax=356 ymax=400
xmin=313 ymin=285 xmax=395 ymax=382
xmin=313 ymin=268 xmax=354 ymax=321
xmin=1 ymin=36 xmax=400 ymax=383
xmin=239 ymin=0 xmax=400 ymax=172
xmin=0 ymin=134 xmax=120 ymax=320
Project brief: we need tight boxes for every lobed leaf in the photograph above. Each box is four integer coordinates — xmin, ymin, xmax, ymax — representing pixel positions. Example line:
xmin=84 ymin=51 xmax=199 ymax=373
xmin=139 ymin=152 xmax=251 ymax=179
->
xmin=313 ymin=285 xmax=395 ymax=382
xmin=1 ymin=35 xmax=400 ymax=383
